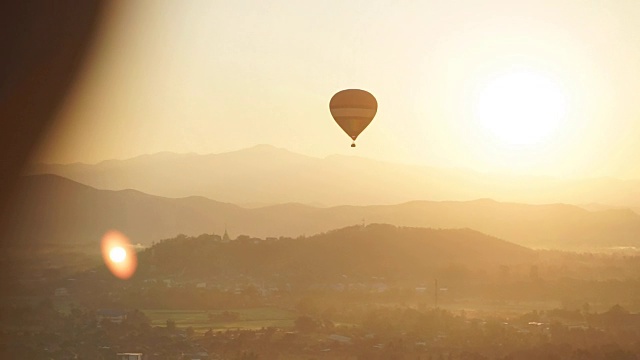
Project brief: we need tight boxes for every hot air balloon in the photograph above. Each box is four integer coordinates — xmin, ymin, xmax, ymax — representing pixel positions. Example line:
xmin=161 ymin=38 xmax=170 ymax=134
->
xmin=329 ymin=89 xmax=377 ymax=147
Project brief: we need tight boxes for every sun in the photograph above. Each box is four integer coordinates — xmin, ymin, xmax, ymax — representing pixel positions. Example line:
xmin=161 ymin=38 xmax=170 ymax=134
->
xmin=109 ymin=246 xmax=127 ymax=263
xmin=473 ymin=70 xmax=568 ymax=146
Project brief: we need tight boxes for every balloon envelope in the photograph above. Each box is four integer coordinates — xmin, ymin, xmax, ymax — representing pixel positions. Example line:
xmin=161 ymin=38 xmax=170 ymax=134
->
xmin=329 ymin=89 xmax=377 ymax=144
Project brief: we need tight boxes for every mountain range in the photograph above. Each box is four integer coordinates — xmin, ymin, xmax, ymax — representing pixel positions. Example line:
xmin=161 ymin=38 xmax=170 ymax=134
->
xmin=27 ymin=144 xmax=640 ymax=210
xmin=5 ymin=174 xmax=640 ymax=250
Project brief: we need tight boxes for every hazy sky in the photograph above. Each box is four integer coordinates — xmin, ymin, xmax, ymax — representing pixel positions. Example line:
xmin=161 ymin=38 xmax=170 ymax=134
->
xmin=36 ymin=0 xmax=640 ymax=179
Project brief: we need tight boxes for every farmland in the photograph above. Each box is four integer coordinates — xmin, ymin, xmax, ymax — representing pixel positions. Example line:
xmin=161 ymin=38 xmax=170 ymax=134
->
xmin=144 ymin=307 xmax=297 ymax=331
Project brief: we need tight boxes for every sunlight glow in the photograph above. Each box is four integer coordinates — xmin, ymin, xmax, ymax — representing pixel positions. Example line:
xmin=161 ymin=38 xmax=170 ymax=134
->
xmin=474 ymin=70 xmax=568 ymax=145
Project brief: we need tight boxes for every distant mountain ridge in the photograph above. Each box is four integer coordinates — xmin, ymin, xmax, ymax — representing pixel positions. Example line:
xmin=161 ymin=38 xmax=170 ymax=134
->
xmin=5 ymin=174 xmax=640 ymax=250
xmin=28 ymin=145 xmax=640 ymax=210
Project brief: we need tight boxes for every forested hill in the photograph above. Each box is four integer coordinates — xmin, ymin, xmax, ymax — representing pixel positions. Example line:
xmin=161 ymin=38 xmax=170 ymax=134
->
xmin=135 ymin=224 xmax=536 ymax=283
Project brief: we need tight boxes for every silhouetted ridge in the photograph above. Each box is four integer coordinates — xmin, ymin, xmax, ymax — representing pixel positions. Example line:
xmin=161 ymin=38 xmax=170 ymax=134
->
xmin=7 ymin=174 xmax=640 ymax=250
xmin=135 ymin=224 xmax=536 ymax=282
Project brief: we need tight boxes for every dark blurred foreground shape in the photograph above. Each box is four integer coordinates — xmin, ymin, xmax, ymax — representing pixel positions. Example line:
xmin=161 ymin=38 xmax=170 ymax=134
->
xmin=0 ymin=0 xmax=105 ymax=281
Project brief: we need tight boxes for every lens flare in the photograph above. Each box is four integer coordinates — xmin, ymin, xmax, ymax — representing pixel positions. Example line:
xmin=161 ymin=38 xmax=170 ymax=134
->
xmin=101 ymin=230 xmax=137 ymax=279
xmin=109 ymin=246 xmax=127 ymax=263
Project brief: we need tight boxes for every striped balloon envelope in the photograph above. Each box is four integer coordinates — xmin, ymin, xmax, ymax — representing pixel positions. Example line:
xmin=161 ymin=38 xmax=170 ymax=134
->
xmin=329 ymin=89 xmax=377 ymax=147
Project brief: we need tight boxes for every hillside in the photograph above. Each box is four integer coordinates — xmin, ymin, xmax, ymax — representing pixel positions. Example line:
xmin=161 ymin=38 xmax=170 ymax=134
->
xmin=4 ymin=174 xmax=640 ymax=250
xmin=2 ymin=174 xmax=242 ymax=248
xmin=27 ymin=145 xmax=640 ymax=209
xmin=135 ymin=224 xmax=537 ymax=282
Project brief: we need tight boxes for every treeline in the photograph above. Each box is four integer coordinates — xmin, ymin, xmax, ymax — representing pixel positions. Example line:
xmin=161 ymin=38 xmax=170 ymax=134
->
xmin=14 ymin=224 xmax=640 ymax=313
xmin=99 ymin=225 xmax=640 ymax=311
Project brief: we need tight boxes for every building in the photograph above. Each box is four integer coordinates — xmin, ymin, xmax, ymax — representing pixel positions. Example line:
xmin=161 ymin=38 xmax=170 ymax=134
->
xmin=117 ymin=353 xmax=143 ymax=360
xmin=54 ymin=287 xmax=69 ymax=296
xmin=97 ymin=309 xmax=128 ymax=324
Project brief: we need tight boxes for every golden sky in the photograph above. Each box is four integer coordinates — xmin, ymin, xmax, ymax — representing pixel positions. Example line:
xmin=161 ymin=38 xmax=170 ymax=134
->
xmin=37 ymin=0 xmax=640 ymax=179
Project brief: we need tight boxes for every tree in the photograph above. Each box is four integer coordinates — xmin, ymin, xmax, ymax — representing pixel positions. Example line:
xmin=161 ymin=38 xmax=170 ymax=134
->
xmin=296 ymin=297 xmax=318 ymax=316
xmin=294 ymin=315 xmax=318 ymax=333
xmin=166 ymin=319 xmax=176 ymax=332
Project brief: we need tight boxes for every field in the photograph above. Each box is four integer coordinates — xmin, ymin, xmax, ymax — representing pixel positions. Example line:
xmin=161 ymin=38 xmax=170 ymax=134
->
xmin=144 ymin=307 xmax=297 ymax=331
